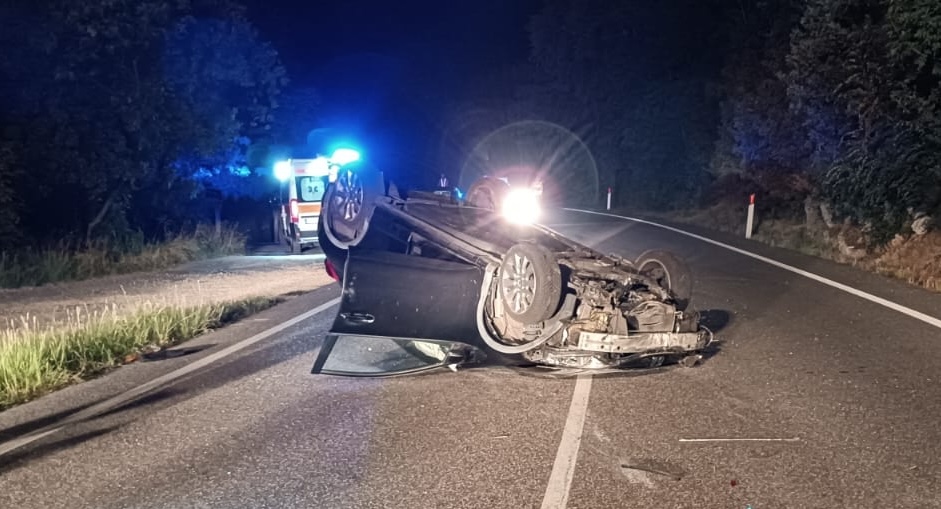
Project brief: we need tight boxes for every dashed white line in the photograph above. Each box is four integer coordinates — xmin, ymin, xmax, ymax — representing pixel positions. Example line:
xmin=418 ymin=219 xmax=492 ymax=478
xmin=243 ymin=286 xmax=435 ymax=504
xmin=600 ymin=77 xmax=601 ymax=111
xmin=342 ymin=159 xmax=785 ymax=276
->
xmin=566 ymin=208 xmax=941 ymax=331
xmin=0 ymin=297 xmax=341 ymax=458
xmin=541 ymin=375 xmax=593 ymax=509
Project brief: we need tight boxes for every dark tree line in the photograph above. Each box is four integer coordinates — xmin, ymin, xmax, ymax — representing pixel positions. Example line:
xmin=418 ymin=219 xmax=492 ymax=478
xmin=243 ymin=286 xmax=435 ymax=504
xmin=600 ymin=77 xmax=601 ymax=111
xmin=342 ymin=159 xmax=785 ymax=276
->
xmin=0 ymin=0 xmax=295 ymax=249
xmin=3 ymin=0 xmax=939 ymax=251
xmin=451 ymin=0 xmax=941 ymax=242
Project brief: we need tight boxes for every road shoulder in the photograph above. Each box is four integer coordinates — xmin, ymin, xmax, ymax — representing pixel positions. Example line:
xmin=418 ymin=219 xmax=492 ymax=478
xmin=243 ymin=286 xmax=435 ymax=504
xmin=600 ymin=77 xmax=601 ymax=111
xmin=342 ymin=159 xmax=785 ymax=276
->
xmin=567 ymin=209 xmax=941 ymax=328
xmin=0 ymin=285 xmax=341 ymax=447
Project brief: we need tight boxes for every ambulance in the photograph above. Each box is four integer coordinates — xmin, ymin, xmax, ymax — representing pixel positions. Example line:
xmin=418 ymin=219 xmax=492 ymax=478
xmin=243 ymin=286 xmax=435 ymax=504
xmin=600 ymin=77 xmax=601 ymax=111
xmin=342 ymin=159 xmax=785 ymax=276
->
xmin=274 ymin=149 xmax=360 ymax=253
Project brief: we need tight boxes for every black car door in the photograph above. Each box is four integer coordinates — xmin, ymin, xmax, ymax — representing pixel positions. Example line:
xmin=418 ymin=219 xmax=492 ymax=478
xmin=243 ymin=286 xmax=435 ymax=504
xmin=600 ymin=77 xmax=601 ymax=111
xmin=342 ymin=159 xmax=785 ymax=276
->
xmin=328 ymin=247 xmax=485 ymax=343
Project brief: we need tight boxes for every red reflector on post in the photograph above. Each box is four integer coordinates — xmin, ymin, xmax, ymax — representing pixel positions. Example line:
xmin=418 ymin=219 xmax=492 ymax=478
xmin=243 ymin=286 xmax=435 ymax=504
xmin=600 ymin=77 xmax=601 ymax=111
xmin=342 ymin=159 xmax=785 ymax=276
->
xmin=749 ymin=193 xmax=756 ymax=205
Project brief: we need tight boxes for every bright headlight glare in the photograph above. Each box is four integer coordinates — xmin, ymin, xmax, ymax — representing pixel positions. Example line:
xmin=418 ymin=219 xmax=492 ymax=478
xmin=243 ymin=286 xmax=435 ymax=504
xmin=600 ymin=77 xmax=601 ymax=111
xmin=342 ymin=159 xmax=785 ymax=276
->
xmin=502 ymin=188 xmax=541 ymax=225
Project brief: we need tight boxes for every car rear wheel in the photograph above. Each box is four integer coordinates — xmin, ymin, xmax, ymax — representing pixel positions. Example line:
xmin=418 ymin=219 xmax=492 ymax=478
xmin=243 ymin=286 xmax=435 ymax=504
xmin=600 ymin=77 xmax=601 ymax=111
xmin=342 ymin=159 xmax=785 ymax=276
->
xmin=635 ymin=249 xmax=692 ymax=311
xmin=322 ymin=164 xmax=384 ymax=249
xmin=466 ymin=177 xmax=510 ymax=211
xmin=499 ymin=243 xmax=562 ymax=324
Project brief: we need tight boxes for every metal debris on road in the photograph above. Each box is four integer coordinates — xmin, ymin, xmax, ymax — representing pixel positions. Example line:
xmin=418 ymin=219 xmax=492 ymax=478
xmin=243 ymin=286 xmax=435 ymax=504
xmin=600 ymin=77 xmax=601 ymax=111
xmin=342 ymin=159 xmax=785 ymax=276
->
xmin=679 ymin=437 xmax=800 ymax=443
xmin=619 ymin=460 xmax=685 ymax=482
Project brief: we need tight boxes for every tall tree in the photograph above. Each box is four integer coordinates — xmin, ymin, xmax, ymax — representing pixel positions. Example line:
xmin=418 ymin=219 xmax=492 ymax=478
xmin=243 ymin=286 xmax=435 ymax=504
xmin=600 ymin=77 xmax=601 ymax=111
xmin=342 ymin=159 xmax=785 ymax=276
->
xmin=0 ymin=0 xmax=286 ymax=246
xmin=786 ymin=0 xmax=941 ymax=239
xmin=711 ymin=0 xmax=809 ymax=176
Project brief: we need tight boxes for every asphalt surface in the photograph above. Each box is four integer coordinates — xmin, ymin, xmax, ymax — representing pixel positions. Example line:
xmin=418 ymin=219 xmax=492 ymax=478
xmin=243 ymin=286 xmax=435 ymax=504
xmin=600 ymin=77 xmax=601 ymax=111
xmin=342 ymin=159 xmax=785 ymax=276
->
xmin=2 ymin=210 xmax=941 ymax=509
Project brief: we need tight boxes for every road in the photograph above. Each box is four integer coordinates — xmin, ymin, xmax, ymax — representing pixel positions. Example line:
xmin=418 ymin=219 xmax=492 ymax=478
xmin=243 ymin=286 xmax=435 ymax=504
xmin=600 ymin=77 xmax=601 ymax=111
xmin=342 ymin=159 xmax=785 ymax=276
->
xmin=2 ymin=210 xmax=941 ymax=509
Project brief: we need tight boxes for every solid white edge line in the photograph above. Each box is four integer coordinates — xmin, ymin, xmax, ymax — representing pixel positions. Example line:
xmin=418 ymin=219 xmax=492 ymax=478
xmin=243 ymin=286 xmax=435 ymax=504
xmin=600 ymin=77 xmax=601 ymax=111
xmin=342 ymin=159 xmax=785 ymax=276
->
xmin=0 ymin=296 xmax=342 ymax=458
xmin=541 ymin=375 xmax=593 ymax=509
xmin=565 ymin=208 xmax=941 ymax=330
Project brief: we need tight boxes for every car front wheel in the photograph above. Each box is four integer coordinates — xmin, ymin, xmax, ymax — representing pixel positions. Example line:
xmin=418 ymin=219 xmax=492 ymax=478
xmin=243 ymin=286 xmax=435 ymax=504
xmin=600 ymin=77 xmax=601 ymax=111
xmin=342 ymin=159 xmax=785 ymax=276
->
xmin=499 ymin=242 xmax=563 ymax=324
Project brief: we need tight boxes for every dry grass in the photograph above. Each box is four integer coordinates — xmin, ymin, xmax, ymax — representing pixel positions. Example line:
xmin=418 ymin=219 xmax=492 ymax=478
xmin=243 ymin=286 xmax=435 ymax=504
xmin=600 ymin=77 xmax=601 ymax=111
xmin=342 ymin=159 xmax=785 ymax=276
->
xmin=751 ymin=220 xmax=841 ymax=260
xmin=0 ymin=296 xmax=282 ymax=410
xmin=0 ymin=224 xmax=246 ymax=289
xmin=865 ymin=232 xmax=941 ymax=291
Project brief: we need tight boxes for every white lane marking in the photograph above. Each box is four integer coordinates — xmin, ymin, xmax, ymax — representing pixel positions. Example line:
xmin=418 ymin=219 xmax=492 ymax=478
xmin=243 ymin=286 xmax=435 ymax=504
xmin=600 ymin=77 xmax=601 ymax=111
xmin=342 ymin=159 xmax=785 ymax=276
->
xmin=679 ymin=437 xmax=801 ymax=443
xmin=0 ymin=297 xmax=341 ymax=458
xmin=541 ymin=375 xmax=593 ymax=509
xmin=566 ymin=209 xmax=941 ymax=331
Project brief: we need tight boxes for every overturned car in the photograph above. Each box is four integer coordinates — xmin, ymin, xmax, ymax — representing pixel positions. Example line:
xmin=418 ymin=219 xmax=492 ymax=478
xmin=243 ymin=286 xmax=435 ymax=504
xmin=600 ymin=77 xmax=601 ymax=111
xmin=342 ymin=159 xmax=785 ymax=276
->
xmin=312 ymin=163 xmax=713 ymax=377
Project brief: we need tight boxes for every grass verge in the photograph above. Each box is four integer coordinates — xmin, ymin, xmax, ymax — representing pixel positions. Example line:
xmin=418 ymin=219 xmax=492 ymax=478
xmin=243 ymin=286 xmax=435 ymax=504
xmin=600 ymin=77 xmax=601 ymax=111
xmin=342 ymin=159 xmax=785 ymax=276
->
xmin=0 ymin=224 xmax=246 ymax=289
xmin=0 ymin=295 xmax=282 ymax=410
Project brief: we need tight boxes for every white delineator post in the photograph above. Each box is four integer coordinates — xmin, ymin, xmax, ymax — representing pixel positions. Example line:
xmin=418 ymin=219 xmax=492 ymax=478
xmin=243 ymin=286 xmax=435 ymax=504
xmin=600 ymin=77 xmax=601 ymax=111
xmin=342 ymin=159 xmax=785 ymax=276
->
xmin=745 ymin=193 xmax=755 ymax=239
xmin=606 ymin=187 xmax=612 ymax=211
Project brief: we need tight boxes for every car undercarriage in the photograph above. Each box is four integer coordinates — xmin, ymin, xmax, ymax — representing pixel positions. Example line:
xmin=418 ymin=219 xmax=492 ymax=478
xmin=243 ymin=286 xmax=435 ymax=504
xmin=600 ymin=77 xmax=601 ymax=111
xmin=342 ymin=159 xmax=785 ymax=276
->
xmin=313 ymin=167 xmax=713 ymax=376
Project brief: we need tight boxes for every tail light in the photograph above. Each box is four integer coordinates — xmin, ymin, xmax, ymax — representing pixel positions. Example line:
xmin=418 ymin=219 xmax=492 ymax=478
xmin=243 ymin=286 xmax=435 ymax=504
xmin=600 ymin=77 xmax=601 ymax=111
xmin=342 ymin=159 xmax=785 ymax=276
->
xmin=324 ymin=259 xmax=341 ymax=282
xmin=289 ymin=198 xmax=299 ymax=223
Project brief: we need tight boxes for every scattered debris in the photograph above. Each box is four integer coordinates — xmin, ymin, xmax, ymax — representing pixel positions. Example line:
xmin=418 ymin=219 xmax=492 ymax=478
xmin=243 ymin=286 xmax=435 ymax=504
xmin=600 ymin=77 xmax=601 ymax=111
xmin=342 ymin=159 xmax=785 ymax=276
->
xmin=141 ymin=345 xmax=212 ymax=362
xmin=620 ymin=459 xmax=685 ymax=484
xmin=912 ymin=213 xmax=932 ymax=236
xmin=679 ymin=354 xmax=703 ymax=368
xmin=679 ymin=437 xmax=800 ymax=443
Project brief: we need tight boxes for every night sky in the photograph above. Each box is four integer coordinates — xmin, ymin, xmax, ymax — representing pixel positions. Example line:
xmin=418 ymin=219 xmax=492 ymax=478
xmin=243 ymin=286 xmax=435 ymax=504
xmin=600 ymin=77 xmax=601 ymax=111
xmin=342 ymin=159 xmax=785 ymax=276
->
xmin=245 ymin=0 xmax=542 ymax=179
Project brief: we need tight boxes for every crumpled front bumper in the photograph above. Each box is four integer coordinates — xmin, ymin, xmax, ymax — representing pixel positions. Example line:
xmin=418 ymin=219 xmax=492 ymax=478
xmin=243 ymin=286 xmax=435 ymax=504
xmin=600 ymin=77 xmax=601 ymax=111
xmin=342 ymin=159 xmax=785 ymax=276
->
xmin=575 ymin=328 xmax=713 ymax=354
xmin=519 ymin=327 xmax=715 ymax=371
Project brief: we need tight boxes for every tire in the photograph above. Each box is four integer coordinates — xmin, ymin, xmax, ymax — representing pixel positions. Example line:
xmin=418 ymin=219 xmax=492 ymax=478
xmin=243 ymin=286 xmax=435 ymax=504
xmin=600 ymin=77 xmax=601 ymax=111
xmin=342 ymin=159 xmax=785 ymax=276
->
xmin=635 ymin=249 xmax=692 ymax=311
xmin=322 ymin=163 xmax=384 ymax=248
xmin=466 ymin=177 xmax=510 ymax=211
xmin=499 ymin=242 xmax=563 ymax=323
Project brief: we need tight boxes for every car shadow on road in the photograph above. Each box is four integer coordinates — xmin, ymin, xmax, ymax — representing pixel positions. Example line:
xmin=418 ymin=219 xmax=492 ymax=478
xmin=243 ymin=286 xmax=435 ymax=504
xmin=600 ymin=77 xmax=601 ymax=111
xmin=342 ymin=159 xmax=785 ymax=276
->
xmin=92 ymin=387 xmax=184 ymax=421
xmin=697 ymin=308 xmax=731 ymax=364
xmin=0 ymin=401 xmax=100 ymax=442
xmin=6 ymin=323 xmax=329 ymax=453
xmin=699 ymin=308 xmax=732 ymax=334
xmin=0 ymin=425 xmax=122 ymax=475
xmin=0 ymin=389 xmax=182 ymax=472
